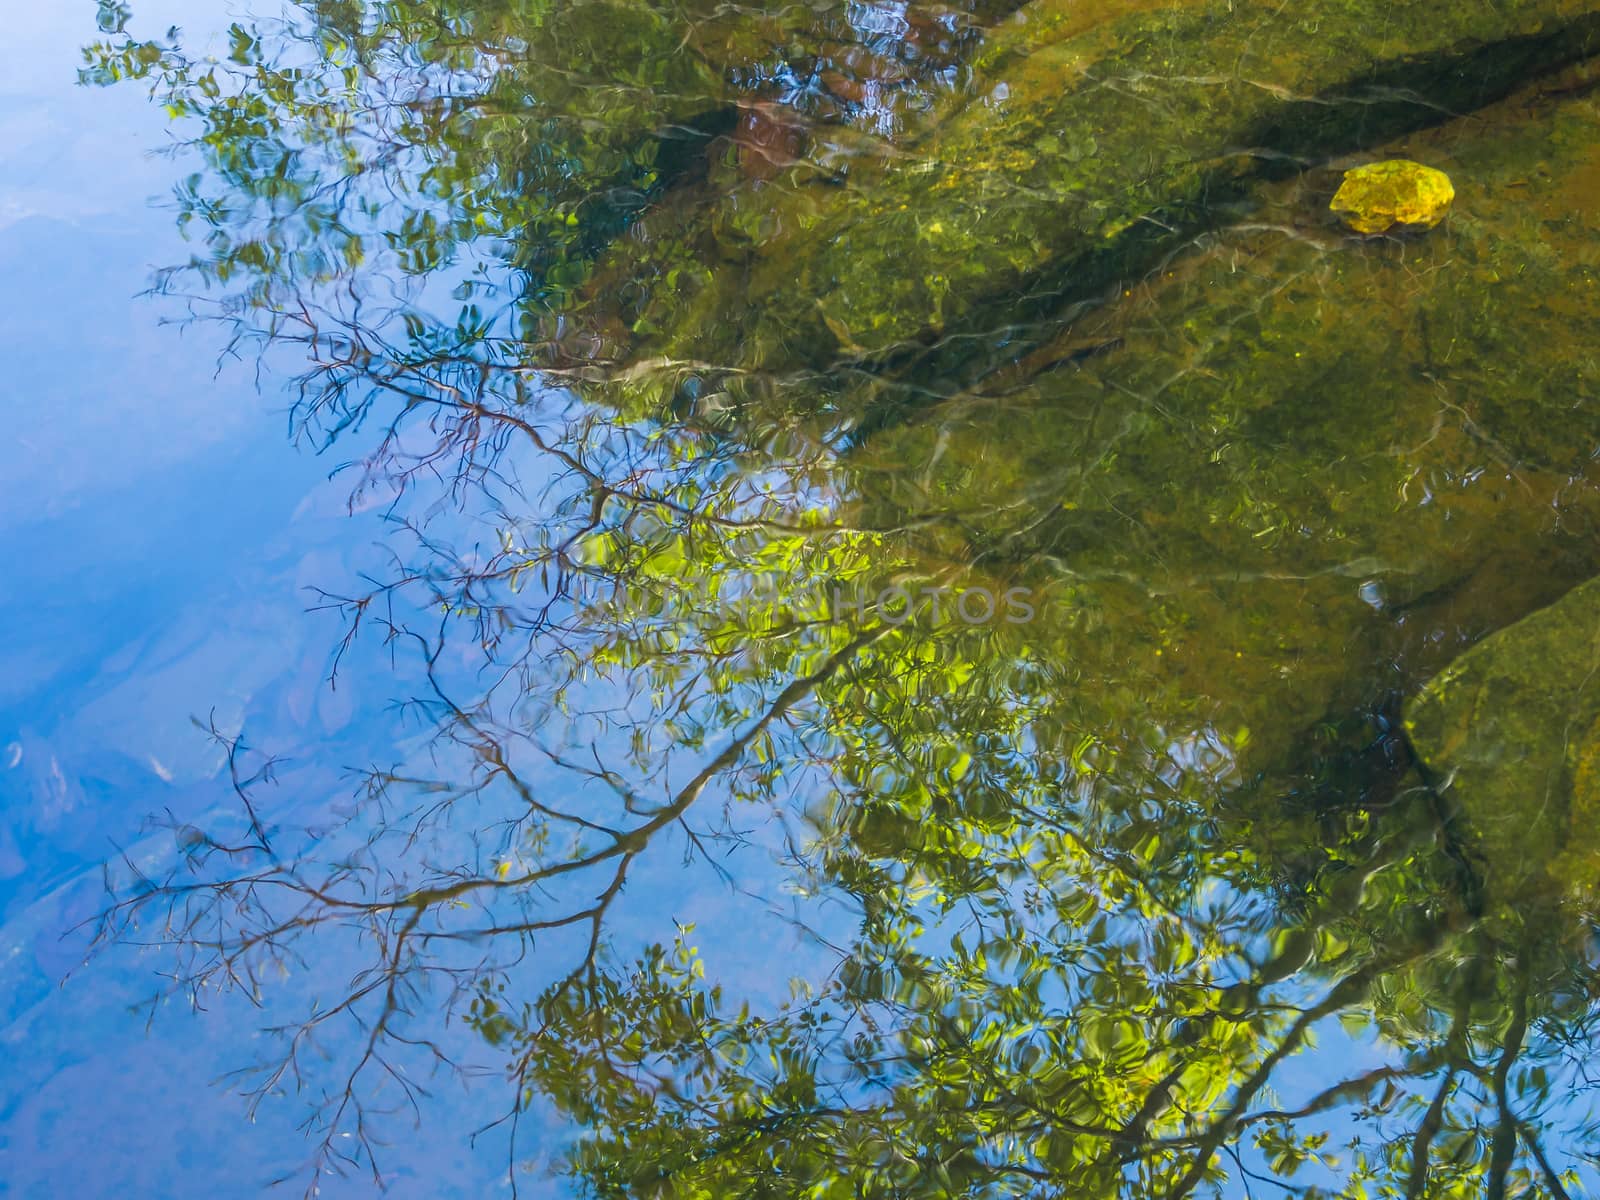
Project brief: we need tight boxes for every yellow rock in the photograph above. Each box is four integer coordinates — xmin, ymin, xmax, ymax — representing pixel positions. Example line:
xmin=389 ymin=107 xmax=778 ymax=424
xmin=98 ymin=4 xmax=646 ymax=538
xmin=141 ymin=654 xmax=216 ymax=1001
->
xmin=1329 ymin=160 xmax=1455 ymax=234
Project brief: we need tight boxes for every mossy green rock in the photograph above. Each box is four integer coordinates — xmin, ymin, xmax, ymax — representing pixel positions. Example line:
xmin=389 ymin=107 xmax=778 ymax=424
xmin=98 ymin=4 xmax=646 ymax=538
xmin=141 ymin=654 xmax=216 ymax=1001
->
xmin=1330 ymin=160 xmax=1455 ymax=233
xmin=1406 ymin=574 xmax=1600 ymax=901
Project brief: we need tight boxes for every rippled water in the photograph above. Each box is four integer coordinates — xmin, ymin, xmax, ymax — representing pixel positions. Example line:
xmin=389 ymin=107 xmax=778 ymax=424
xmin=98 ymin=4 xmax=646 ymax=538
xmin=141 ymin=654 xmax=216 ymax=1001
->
xmin=6 ymin=1 xmax=1600 ymax=1196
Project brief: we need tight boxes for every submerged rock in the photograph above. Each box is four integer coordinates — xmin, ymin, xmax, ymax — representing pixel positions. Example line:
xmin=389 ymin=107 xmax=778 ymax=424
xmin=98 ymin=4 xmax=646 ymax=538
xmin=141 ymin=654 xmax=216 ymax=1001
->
xmin=1330 ymin=160 xmax=1455 ymax=234
xmin=835 ymin=64 xmax=1600 ymax=789
xmin=1405 ymin=574 xmax=1600 ymax=901
xmin=571 ymin=0 xmax=1600 ymax=388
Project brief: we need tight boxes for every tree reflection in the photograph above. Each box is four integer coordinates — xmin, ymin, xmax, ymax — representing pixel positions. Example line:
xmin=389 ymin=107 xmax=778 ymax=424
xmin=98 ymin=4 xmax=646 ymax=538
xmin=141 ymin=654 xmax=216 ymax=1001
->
xmin=82 ymin=1 xmax=1600 ymax=1197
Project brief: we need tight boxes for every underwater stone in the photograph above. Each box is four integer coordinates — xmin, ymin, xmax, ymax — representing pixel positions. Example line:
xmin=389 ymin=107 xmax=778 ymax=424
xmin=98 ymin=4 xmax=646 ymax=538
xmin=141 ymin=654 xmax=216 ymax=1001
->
xmin=1404 ymin=573 xmax=1600 ymax=901
xmin=1330 ymin=160 xmax=1455 ymax=234
xmin=584 ymin=0 xmax=1600 ymax=385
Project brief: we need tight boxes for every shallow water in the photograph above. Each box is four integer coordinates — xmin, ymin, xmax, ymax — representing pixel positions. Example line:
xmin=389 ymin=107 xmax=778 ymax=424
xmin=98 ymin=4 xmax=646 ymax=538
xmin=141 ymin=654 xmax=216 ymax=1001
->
xmin=6 ymin=1 xmax=1600 ymax=1196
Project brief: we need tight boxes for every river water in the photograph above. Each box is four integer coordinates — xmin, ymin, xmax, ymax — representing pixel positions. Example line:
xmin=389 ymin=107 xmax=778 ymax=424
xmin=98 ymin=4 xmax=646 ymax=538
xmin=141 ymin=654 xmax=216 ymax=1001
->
xmin=4 ymin=1 xmax=1600 ymax=1197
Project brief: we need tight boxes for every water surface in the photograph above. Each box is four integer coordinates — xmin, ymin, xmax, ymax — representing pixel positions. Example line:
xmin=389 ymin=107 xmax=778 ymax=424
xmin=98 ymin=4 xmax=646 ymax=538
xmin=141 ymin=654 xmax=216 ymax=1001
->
xmin=7 ymin=1 xmax=1600 ymax=1196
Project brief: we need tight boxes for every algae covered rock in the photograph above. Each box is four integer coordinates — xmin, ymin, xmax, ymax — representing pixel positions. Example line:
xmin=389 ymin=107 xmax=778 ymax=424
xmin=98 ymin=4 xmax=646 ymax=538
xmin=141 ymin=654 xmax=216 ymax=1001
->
xmin=1405 ymin=574 xmax=1600 ymax=900
xmin=1330 ymin=160 xmax=1455 ymax=234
